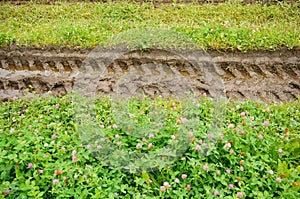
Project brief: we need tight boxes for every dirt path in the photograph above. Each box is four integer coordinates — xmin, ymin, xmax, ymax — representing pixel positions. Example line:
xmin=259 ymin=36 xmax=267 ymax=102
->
xmin=0 ymin=46 xmax=299 ymax=102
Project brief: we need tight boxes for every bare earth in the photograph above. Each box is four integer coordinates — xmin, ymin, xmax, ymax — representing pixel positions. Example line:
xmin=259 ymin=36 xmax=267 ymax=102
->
xmin=0 ymin=46 xmax=299 ymax=102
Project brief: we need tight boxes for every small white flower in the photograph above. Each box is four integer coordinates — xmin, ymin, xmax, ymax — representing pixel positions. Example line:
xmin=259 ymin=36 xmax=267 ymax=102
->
xmin=223 ymin=142 xmax=231 ymax=149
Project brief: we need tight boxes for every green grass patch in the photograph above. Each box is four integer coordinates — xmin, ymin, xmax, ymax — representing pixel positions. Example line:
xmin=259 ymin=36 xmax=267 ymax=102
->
xmin=0 ymin=1 xmax=299 ymax=51
xmin=0 ymin=95 xmax=299 ymax=198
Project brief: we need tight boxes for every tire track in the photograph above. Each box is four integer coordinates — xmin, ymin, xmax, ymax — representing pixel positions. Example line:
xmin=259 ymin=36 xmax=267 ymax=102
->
xmin=0 ymin=47 xmax=299 ymax=102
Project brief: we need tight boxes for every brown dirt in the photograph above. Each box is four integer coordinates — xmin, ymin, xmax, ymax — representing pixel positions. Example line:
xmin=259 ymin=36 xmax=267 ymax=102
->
xmin=0 ymin=46 xmax=299 ymax=102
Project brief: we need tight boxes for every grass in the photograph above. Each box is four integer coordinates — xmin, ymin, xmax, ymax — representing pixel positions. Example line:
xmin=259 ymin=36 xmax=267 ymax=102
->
xmin=0 ymin=95 xmax=299 ymax=198
xmin=0 ymin=1 xmax=299 ymax=51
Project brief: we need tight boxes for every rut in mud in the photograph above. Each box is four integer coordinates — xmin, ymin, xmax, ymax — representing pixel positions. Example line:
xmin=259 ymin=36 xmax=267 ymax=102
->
xmin=0 ymin=47 xmax=299 ymax=101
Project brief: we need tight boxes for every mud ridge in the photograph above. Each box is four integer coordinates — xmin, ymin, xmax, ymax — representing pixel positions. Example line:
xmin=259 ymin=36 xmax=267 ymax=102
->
xmin=0 ymin=46 xmax=299 ymax=102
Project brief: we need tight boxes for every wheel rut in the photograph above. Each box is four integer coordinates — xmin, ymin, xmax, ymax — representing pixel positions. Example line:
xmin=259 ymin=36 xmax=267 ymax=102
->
xmin=0 ymin=47 xmax=299 ymax=102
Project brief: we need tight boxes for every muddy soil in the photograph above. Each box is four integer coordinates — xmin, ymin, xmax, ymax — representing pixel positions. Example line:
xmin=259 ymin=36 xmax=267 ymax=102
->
xmin=0 ymin=46 xmax=299 ymax=102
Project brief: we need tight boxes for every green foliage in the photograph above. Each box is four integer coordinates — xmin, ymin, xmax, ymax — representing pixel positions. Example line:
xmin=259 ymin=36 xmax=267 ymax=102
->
xmin=0 ymin=95 xmax=299 ymax=198
xmin=0 ymin=1 xmax=299 ymax=50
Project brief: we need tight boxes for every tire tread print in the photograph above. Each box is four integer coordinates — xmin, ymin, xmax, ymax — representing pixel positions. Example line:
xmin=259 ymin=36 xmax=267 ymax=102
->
xmin=0 ymin=48 xmax=300 ymax=101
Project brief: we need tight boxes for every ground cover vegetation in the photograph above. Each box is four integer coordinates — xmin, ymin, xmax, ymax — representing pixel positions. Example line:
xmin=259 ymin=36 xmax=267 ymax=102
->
xmin=0 ymin=95 xmax=299 ymax=198
xmin=0 ymin=1 xmax=299 ymax=51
